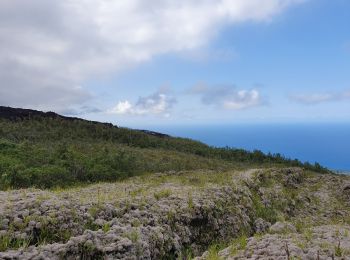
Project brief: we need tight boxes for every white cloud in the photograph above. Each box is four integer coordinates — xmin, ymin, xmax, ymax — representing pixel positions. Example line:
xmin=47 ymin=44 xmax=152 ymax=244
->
xmin=108 ymin=91 xmax=176 ymax=117
xmin=223 ymin=89 xmax=261 ymax=109
xmin=189 ymin=84 xmax=263 ymax=110
xmin=290 ymin=90 xmax=350 ymax=104
xmin=0 ymin=0 xmax=304 ymax=112
xmin=108 ymin=101 xmax=133 ymax=115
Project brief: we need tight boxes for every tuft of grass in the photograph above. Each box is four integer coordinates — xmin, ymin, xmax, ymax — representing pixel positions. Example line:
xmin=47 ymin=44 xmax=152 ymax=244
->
xmin=0 ymin=235 xmax=32 ymax=252
xmin=251 ymin=191 xmax=277 ymax=223
xmin=84 ymin=219 xmax=99 ymax=232
xmin=303 ymin=229 xmax=313 ymax=243
xmin=88 ymin=204 xmax=103 ymax=218
xmin=0 ymin=235 xmax=12 ymax=252
xmin=131 ymin=219 xmax=141 ymax=227
xmin=181 ymin=246 xmax=194 ymax=260
xmin=230 ymin=235 xmax=247 ymax=256
xmin=166 ymin=210 xmax=176 ymax=229
xmin=206 ymin=243 xmax=225 ymax=260
xmin=126 ymin=229 xmax=139 ymax=243
xmin=188 ymin=192 xmax=194 ymax=210
xmin=102 ymin=223 xmax=111 ymax=233
xmin=335 ymin=241 xmax=343 ymax=257
xmin=153 ymin=189 xmax=172 ymax=200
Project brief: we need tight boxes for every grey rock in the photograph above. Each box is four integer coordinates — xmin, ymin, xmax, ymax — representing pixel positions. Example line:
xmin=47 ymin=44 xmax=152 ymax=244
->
xmin=269 ymin=222 xmax=297 ymax=234
xmin=254 ymin=218 xmax=271 ymax=234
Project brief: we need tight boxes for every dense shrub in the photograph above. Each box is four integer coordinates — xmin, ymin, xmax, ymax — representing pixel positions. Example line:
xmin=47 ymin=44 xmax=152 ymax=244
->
xmin=0 ymin=116 xmax=330 ymax=189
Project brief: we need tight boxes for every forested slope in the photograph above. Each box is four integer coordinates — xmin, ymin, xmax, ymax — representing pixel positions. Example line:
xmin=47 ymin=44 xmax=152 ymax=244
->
xmin=0 ymin=106 xmax=329 ymax=189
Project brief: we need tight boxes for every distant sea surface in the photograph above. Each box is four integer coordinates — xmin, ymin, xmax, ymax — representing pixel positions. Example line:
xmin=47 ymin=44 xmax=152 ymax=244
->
xmin=151 ymin=124 xmax=350 ymax=172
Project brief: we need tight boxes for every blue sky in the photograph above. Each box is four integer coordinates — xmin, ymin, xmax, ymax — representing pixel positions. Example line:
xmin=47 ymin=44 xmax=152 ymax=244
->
xmin=1 ymin=0 xmax=350 ymax=127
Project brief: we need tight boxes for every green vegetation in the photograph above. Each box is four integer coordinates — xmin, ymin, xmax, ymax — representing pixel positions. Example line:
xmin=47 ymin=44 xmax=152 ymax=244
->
xmin=153 ymin=189 xmax=172 ymax=200
xmin=206 ymin=243 xmax=226 ymax=260
xmin=230 ymin=235 xmax=248 ymax=256
xmin=335 ymin=241 xmax=343 ymax=257
xmin=0 ymin=108 xmax=329 ymax=190
xmin=251 ymin=191 xmax=278 ymax=223
xmin=0 ymin=235 xmax=31 ymax=252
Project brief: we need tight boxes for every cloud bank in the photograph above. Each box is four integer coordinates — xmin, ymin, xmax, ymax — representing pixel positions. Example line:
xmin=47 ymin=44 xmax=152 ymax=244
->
xmin=108 ymin=91 xmax=176 ymax=117
xmin=189 ymin=84 xmax=262 ymax=110
xmin=290 ymin=90 xmax=350 ymax=104
xmin=0 ymin=0 xmax=304 ymax=112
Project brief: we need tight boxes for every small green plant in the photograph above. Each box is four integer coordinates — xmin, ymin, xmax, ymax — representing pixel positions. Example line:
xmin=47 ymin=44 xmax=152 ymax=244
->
xmin=78 ymin=240 xmax=105 ymax=260
xmin=130 ymin=187 xmax=145 ymax=198
xmin=153 ymin=189 xmax=172 ymax=200
xmin=0 ymin=235 xmax=11 ymax=252
xmin=126 ymin=230 xmax=139 ymax=243
xmin=303 ymin=229 xmax=313 ymax=243
xmin=0 ymin=234 xmax=32 ymax=252
xmin=188 ymin=192 xmax=194 ymax=209
xmin=102 ymin=223 xmax=111 ymax=233
xmin=251 ymin=191 xmax=277 ymax=223
xmin=166 ymin=210 xmax=177 ymax=230
xmin=230 ymin=235 xmax=247 ymax=256
xmin=131 ymin=219 xmax=141 ymax=227
xmin=253 ymin=232 xmax=263 ymax=241
xmin=84 ymin=219 xmax=99 ymax=231
xmin=181 ymin=246 xmax=194 ymax=259
xmin=59 ymin=229 xmax=72 ymax=242
xmin=294 ymin=220 xmax=305 ymax=233
xmin=88 ymin=204 xmax=102 ymax=218
xmin=335 ymin=241 xmax=343 ymax=257
xmin=206 ymin=244 xmax=224 ymax=260
xmin=295 ymin=239 xmax=307 ymax=251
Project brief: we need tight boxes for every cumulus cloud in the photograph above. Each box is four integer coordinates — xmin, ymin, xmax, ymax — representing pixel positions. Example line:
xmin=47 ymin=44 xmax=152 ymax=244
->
xmin=108 ymin=91 xmax=176 ymax=117
xmin=290 ymin=90 xmax=350 ymax=105
xmin=189 ymin=84 xmax=262 ymax=110
xmin=0 ymin=0 xmax=304 ymax=112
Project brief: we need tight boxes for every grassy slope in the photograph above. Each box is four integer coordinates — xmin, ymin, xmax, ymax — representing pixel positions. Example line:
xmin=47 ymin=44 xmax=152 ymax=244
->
xmin=0 ymin=106 xmax=329 ymax=189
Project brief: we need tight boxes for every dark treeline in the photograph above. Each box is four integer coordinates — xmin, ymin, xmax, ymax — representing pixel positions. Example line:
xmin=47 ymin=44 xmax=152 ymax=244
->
xmin=0 ymin=109 xmax=329 ymax=189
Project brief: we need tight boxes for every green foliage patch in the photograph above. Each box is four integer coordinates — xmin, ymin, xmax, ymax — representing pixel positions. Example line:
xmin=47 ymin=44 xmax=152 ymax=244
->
xmin=0 ymin=115 xmax=329 ymax=190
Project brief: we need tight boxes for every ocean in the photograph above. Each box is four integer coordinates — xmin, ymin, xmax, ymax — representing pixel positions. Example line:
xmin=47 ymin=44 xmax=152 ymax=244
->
xmin=151 ymin=124 xmax=350 ymax=172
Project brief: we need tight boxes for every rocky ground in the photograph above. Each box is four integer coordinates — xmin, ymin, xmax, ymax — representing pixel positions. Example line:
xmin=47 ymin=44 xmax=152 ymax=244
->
xmin=0 ymin=168 xmax=349 ymax=259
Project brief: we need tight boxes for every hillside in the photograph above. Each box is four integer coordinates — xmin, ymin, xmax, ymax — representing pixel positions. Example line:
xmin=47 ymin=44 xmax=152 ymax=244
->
xmin=1 ymin=106 xmax=348 ymax=259
xmin=0 ymin=106 xmax=328 ymax=190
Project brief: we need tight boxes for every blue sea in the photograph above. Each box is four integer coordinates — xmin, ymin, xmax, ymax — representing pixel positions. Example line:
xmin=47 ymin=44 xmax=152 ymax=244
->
xmin=151 ymin=124 xmax=350 ymax=172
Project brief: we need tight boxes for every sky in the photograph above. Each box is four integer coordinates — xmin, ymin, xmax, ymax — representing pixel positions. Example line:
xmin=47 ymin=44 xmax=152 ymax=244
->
xmin=0 ymin=0 xmax=349 ymax=127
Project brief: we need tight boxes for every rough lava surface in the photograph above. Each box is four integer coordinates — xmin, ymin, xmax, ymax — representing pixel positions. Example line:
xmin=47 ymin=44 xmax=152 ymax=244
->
xmin=0 ymin=168 xmax=350 ymax=259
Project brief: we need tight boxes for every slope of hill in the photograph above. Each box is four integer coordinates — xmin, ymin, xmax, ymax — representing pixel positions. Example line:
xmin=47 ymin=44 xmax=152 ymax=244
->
xmin=0 ymin=106 xmax=349 ymax=259
xmin=0 ymin=106 xmax=329 ymax=190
